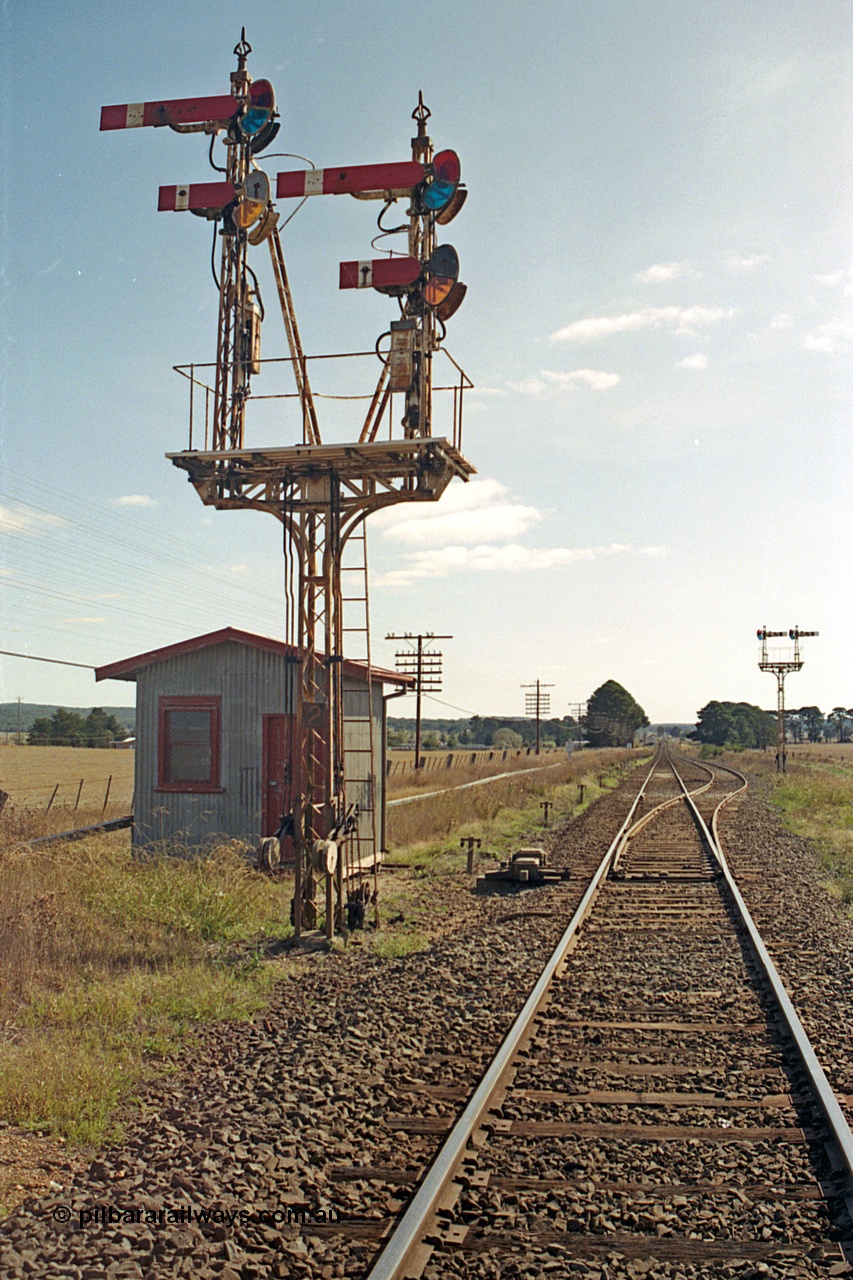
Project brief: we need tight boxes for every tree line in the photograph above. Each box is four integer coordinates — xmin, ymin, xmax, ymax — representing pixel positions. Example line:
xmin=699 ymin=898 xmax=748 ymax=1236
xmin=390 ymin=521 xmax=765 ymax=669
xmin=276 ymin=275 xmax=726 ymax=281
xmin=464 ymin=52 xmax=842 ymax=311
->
xmin=28 ymin=708 xmax=132 ymax=748
xmin=691 ymin=701 xmax=853 ymax=748
xmin=388 ymin=679 xmax=650 ymax=750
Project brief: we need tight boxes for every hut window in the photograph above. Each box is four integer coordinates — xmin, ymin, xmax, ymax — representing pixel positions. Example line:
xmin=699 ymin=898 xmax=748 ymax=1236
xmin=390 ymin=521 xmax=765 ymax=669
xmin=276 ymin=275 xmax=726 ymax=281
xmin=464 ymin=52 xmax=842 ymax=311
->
xmin=158 ymin=696 xmax=221 ymax=791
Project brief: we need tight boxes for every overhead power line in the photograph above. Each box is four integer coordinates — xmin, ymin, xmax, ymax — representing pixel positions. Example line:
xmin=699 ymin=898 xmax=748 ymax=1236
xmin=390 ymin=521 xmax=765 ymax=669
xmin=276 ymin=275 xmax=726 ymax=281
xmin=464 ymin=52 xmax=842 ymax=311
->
xmin=0 ymin=650 xmax=96 ymax=670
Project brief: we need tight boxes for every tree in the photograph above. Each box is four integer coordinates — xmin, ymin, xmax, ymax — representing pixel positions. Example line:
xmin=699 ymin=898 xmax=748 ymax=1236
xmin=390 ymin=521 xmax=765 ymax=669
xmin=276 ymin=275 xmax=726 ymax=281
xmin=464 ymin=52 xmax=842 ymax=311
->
xmin=693 ymin=701 xmax=776 ymax=749
xmin=827 ymin=708 xmax=852 ymax=743
xmin=492 ymin=728 xmax=523 ymax=749
xmin=84 ymin=708 xmax=129 ymax=748
xmin=28 ymin=708 xmax=87 ymax=746
xmin=27 ymin=707 xmax=128 ymax=747
xmin=787 ymin=712 xmax=805 ymax=744
xmin=799 ymin=706 xmax=824 ymax=743
xmin=586 ymin=680 xmax=649 ymax=748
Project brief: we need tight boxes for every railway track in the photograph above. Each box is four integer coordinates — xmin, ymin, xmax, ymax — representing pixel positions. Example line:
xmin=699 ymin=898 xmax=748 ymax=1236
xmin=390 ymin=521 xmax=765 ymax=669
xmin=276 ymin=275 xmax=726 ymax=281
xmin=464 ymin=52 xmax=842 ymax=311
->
xmin=365 ymin=749 xmax=853 ymax=1279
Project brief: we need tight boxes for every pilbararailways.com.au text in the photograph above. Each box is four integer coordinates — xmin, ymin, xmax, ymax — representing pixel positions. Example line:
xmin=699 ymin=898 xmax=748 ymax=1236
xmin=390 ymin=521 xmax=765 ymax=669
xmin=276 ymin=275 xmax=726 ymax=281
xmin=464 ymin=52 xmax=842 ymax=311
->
xmin=51 ymin=1204 xmax=340 ymax=1230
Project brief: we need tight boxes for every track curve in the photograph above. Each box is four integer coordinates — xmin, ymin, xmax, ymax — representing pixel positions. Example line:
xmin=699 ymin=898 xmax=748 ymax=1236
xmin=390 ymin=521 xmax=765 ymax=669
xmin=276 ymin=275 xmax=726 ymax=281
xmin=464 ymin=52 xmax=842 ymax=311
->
xmin=366 ymin=748 xmax=853 ymax=1279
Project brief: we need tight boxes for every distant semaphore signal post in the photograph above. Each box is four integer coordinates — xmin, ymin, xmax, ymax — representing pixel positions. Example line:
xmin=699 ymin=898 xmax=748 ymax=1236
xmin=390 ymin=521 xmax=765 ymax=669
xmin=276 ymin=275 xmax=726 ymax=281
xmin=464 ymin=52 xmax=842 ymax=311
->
xmin=757 ymin=627 xmax=819 ymax=772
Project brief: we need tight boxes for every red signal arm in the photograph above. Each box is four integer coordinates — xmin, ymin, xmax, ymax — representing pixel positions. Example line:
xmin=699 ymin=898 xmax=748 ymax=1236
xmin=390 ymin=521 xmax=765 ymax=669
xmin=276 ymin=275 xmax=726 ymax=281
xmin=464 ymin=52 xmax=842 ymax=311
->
xmin=339 ymin=258 xmax=421 ymax=290
xmin=277 ymin=161 xmax=423 ymax=199
xmin=158 ymin=182 xmax=235 ymax=213
xmin=100 ymin=95 xmax=239 ymax=131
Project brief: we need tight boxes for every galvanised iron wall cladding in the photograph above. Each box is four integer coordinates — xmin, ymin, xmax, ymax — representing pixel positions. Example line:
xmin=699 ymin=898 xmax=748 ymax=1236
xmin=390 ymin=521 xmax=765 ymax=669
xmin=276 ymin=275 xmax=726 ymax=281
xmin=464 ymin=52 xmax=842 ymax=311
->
xmin=131 ymin=644 xmax=386 ymax=852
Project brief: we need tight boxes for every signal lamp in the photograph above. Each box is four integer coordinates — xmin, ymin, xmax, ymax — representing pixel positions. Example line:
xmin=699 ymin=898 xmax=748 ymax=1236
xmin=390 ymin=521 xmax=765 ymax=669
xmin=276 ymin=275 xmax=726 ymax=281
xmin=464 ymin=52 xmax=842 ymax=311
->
xmin=233 ymin=169 xmax=270 ymax=228
xmin=436 ymin=185 xmax=467 ymax=225
xmin=436 ymin=279 xmax=467 ymax=322
xmin=423 ymin=244 xmax=459 ymax=308
xmin=421 ymin=149 xmax=462 ymax=217
xmin=238 ymin=79 xmax=275 ymax=135
xmin=237 ymin=80 xmax=280 ymax=153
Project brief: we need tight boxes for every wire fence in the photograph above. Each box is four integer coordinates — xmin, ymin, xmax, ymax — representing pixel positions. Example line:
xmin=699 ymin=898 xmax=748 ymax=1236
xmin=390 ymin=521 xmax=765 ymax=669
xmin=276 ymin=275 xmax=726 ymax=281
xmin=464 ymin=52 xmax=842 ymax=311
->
xmin=385 ymin=746 xmax=565 ymax=776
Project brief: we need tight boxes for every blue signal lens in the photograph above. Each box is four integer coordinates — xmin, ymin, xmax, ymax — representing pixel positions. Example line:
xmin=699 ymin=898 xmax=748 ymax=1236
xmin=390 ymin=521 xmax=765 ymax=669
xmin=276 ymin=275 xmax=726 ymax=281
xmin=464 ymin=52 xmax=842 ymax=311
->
xmin=240 ymin=107 xmax=269 ymax=135
xmin=238 ymin=80 xmax=275 ymax=138
xmin=422 ymin=150 xmax=461 ymax=212
xmin=423 ymin=178 xmax=455 ymax=210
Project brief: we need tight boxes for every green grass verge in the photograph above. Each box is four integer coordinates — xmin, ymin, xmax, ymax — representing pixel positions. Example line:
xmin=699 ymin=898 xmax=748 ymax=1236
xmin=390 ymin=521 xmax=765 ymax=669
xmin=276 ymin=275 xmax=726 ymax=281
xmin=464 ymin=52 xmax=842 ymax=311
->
xmin=768 ymin=762 xmax=853 ymax=912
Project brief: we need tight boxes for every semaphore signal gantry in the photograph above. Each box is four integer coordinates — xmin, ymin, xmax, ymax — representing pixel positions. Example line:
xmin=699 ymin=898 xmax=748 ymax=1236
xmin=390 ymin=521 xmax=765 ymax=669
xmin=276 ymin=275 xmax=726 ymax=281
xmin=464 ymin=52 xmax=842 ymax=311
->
xmin=757 ymin=626 xmax=819 ymax=773
xmin=101 ymin=32 xmax=475 ymax=937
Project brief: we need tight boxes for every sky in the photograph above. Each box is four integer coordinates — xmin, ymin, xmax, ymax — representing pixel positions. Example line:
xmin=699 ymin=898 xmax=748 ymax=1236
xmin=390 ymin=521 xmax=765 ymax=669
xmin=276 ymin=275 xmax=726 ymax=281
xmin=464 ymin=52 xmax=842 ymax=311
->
xmin=0 ymin=0 xmax=850 ymax=724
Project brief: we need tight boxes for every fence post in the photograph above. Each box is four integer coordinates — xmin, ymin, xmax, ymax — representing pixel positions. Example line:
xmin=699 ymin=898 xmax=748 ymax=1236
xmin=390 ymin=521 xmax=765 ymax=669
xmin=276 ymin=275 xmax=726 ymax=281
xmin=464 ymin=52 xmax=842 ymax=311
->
xmin=74 ymin=778 xmax=84 ymax=812
xmin=102 ymin=775 xmax=112 ymax=817
xmin=46 ymin=784 xmax=59 ymax=813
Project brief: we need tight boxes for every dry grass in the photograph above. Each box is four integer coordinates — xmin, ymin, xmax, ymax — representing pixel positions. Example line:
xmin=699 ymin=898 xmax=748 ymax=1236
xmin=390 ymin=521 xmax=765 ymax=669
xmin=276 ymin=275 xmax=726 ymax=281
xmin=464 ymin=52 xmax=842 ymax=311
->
xmin=0 ymin=744 xmax=647 ymax=1154
xmin=0 ymin=744 xmax=134 ymax=811
xmin=387 ymin=748 xmax=638 ymax=862
xmin=0 ymin=827 xmax=292 ymax=1148
xmin=387 ymin=749 xmax=568 ymax=801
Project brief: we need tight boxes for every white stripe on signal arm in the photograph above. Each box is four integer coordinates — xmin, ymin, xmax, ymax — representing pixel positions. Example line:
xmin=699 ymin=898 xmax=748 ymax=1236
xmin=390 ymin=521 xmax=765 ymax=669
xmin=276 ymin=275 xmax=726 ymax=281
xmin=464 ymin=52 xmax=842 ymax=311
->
xmin=175 ymin=187 xmax=190 ymax=211
xmin=125 ymin=103 xmax=145 ymax=128
xmin=305 ymin=170 xmax=324 ymax=196
xmin=357 ymin=261 xmax=373 ymax=288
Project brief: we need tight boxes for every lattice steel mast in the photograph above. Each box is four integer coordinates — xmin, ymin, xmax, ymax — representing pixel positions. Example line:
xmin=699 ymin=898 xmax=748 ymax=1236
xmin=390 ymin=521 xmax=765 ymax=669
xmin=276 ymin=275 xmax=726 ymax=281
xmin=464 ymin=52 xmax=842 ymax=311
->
xmin=101 ymin=35 xmax=474 ymax=937
xmin=757 ymin=627 xmax=819 ymax=772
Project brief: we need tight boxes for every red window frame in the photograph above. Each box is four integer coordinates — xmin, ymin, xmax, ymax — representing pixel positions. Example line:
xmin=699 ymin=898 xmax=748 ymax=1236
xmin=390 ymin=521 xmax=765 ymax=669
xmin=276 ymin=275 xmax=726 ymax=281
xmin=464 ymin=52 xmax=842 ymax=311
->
xmin=157 ymin=695 xmax=222 ymax=793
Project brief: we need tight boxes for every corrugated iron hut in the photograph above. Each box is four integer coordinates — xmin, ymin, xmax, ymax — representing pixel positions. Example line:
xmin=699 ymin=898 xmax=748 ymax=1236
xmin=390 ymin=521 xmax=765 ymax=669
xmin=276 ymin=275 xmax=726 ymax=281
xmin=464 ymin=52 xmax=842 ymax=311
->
xmin=95 ymin=627 xmax=412 ymax=851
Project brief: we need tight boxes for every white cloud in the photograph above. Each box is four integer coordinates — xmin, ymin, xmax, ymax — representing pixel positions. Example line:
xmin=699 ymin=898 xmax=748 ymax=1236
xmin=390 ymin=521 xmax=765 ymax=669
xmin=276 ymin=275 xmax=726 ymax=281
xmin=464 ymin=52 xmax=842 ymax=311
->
xmin=505 ymin=368 xmax=621 ymax=395
xmin=769 ymin=313 xmax=794 ymax=330
xmin=371 ymin=478 xmax=541 ymax=547
xmin=61 ymin=616 xmax=107 ymax=625
xmin=551 ymin=306 xmax=736 ymax=343
xmin=635 ymin=262 xmax=691 ymax=284
xmin=804 ymin=319 xmax=853 ymax=354
xmin=110 ymin=494 xmax=157 ymax=508
xmin=96 ymin=592 xmax=128 ymax=600
xmin=504 ymin=375 xmax=550 ymax=396
xmin=724 ymin=252 xmax=769 ymax=271
xmin=676 ymin=353 xmax=708 ymax=370
xmin=0 ymin=504 xmax=66 ymax=536
xmin=375 ymin=542 xmax=669 ymax=588
xmin=816 ymin=271 xmax=845 ymax=287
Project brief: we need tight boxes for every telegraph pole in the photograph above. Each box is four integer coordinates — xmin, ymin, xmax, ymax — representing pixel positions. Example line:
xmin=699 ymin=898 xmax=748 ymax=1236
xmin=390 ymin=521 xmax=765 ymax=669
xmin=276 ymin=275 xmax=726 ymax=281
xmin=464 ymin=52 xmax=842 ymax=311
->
xmin=757 ymin=627 xmax=818 ymax=773
xmin=387 ymin=633 xmax=452 ymax=768
xmin=522 ymin=680 xmax=554 ymax=754
xmin=567 ymin=700 xmax=587 ymax=752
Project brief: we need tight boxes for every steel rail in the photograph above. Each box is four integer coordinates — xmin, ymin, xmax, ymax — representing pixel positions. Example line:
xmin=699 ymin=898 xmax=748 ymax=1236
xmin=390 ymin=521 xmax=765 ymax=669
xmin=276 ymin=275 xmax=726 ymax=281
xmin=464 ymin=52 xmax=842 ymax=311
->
xmin=387 ymin=758 xmax=569 ymax=808
xmin=366 ymin=747 xmax=706 ymax=1280
xmin=672 ymin=754 xmax=853 ymax=1206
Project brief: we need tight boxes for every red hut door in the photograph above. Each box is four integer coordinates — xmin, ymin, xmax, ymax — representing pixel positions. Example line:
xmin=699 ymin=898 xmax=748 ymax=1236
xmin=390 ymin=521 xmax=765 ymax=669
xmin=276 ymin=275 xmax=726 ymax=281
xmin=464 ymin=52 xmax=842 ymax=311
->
xmin=262 ymin=715 xmax=296 ymax=855
xmin=262 ymin=715 xmax=327 ymax=860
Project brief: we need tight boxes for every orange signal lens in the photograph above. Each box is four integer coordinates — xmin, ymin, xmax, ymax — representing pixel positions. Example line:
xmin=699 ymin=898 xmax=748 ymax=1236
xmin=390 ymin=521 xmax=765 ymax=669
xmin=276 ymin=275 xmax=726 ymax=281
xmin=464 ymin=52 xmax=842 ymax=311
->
xmin=234 ymin=198 xmax=265 ymax=228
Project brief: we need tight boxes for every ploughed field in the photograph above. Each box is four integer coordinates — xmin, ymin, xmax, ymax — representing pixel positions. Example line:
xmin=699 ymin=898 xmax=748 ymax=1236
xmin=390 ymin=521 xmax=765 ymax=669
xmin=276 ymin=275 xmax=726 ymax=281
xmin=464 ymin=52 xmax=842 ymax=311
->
xmin=0 ymin=759 xmax=851 ymax=1279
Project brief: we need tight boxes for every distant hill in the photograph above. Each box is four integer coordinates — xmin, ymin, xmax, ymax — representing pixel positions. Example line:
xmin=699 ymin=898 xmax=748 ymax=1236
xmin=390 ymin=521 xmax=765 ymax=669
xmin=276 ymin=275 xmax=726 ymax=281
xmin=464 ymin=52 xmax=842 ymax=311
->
xmin=0 ymin=704 xmax=136 ymax=735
